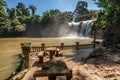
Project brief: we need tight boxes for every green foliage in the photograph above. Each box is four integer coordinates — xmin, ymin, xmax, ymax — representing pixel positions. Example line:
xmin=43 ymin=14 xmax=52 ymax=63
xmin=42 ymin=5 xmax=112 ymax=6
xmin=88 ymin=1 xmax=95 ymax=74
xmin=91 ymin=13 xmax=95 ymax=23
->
xmin=14 ymin=24 xmax=26 ymax=32
xmin=29 ymin=5 xmax=36 ymax=15
xmin=74 ymin=1 xmax=90 ymax=21
xmin=21 ymin=43 xmax=31 ymax=47
xmin=89 ymin=10 xmax=98 ymax=20
xmin=74 ymin=1 xmax=88 ymax=14
xmin=7 ymin=8 xmax=17 ymax=20
xmin=14 ymin=60 xmax=21 ymax=68
xmin=11 ymin=19 xmax=21 ymax=26
xmin=16 ymin=2 xmax=25 ymax=10
xmin=0 ymin=0 xmax=7 ymax=7
xmin=0 ymin=0 xmax=7 ymax=35
xmin=0 ymin=2 xmax=30 ymax=36
xmin=41 ymin=11 xmax=52 ymax=25
xmin=95 ymin=0 xmax=120 ymax=47
xmin=49 ymin=9 xmax=60 ymax=16
xmin=95 ymin=0 xmax=120 ymax=28
xmin=40 ymin=9 xmax=71 ymax=28
xmin=30 ymin=15 xmax=41 ymax=23
xmin=58 ymin=12 xmax=68 ymax=24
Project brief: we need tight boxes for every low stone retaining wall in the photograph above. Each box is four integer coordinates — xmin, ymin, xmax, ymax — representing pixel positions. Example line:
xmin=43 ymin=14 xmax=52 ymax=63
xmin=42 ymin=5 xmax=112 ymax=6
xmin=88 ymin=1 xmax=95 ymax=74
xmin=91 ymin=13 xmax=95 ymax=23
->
xmin=11 ymin=69 xmax=28 ymax=80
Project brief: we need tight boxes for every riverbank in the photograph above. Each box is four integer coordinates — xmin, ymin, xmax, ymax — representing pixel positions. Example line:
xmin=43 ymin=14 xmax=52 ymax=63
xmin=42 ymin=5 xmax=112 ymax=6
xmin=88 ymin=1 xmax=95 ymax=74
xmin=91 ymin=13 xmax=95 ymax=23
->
xmin=6 ymin=54 xmax=24 ymax=80
xmin=0 ymin=38 xmax=30 ymax=80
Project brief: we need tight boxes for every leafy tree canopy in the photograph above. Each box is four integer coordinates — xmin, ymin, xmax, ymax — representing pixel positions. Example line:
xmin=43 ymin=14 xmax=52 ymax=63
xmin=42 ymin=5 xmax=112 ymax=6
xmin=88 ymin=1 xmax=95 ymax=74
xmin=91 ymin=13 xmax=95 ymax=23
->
xmin=29 ymin=5 xmax=37 ymax=15
xmin=74 ymin=1 xmax=90 ymax=21
xmin=95 ymin=0 xmax=120 ymax=47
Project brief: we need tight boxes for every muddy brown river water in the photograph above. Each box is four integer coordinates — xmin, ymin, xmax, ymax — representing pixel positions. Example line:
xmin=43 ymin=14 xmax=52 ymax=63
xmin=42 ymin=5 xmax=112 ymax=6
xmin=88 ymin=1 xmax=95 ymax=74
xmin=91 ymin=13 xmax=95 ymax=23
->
xmin=0 ymin=38 xmax=95 ymax=80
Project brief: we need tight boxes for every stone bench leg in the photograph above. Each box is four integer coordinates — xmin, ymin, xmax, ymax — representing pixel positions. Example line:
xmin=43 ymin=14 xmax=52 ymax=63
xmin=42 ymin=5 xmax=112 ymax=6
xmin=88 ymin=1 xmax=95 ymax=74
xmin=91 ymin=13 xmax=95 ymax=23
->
xmin=38 ymin=56 xmax=43 ymax=63
xmin=66 ymin=69 xmax=72 ymax=80
xmin=50 ymin=51 xmax=54 ymax=60
xmin=48 ymin=76 xmax=56 ymax=80
xmin=55 ymin=51 xmax=59 ymax=57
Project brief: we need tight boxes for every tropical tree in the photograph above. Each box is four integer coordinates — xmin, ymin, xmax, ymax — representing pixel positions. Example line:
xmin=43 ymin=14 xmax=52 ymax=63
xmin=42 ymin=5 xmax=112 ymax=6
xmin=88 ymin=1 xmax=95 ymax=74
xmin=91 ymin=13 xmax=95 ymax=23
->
xmin=29 ymin=5 xmax=36 ymax=15
xmin=7 ymin=3 xmax=28 ymax=36
xmin=0 ymin=0 xmax=7 ymax=35
xmin=16 ymin=2 xmax=28 ymax=16
xmin=16 ymin=2 xmax=30 ymax=24
xmin=41 ymin=9 xmax=70 ymax=26
xmin=74 ymin=1 xmax=89 ymax=21
xmin=88 ymin=10 xmax=98 ymax=20
xmin=49 ymin=9 xmax=60 ymax=16
xmin=41 ymin=11 xmax=52 ymax=25
xmin=29 ymin=14 xmax=41 ymax=24
xmin=58 ymin=12 xmax=68 ymax=24
xmin=49 ymin=9 xmax=71 ymax=23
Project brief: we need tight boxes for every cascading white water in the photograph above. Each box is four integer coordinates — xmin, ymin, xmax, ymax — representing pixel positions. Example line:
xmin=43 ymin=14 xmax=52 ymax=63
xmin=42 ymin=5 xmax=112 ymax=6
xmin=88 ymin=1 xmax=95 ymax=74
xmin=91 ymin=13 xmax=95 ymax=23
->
xmin=80 ymin=20 xmax=93 ymax=37
xmin=61 ymin=13 xmax=94 ymax=38
xmin=68 ymin=20 xmax=93 ymax=37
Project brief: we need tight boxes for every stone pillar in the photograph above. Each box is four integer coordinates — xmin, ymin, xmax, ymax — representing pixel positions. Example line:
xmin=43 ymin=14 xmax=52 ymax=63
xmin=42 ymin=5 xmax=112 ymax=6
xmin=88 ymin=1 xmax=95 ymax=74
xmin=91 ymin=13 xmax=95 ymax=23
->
xmin=93 ymin=28 xmax=97 ymax=48
xmin=38 ymin=55 xmax=43 ymax=63
xmin=50 ymin=51 xmax=54 ymax=60
xmin=60 ymin=43 xmax=64 ymax=49
xmin=55 ymin=50 xmax=59 ymax=57
xmin=41 ymin=43 xmax=45 ymax=51
xmin=67 ymin=69 xmax=72 ymax=80
xmin=21 ymin=43 xmax=31 ymax=68
xmin=76 ymin=42 xmax=79 ymax=50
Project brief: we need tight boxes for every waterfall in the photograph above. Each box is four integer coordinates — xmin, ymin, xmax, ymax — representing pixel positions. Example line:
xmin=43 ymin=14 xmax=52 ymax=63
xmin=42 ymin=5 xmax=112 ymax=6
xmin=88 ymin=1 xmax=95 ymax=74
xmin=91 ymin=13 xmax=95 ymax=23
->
xmin=68 ymin=20 xmax=93 ymax=37
xmin=68 ymin=22 xmax=81 ymax=37
xmin=80 ymin=20 xmax=93 ymax=37
xmin=66 ymin=13 xmax=93 ymax=38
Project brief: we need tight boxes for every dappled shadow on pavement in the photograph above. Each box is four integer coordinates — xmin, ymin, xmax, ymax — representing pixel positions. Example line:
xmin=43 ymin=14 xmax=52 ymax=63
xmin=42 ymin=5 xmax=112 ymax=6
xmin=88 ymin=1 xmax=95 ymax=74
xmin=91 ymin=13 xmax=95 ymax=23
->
xmin=62 ymin=48 xmax=120 ymax=80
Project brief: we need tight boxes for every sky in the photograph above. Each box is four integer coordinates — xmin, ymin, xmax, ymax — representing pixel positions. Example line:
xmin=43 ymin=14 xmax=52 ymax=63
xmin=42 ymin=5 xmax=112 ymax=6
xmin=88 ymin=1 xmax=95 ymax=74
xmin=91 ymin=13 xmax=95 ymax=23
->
xmin=6 ymin=0 xmax=100 ymax=15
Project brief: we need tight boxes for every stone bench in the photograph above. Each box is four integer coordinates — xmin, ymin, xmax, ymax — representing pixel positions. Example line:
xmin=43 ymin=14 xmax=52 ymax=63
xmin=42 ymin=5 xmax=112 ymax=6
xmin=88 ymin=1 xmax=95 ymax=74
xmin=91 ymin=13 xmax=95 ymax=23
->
xmin=31 ymin=56 xmax=39 ymax=66
xmin=33 ymin=60 xmax=72 ymax=80
xmin=38 ymin=51 xmax=44 ymax=63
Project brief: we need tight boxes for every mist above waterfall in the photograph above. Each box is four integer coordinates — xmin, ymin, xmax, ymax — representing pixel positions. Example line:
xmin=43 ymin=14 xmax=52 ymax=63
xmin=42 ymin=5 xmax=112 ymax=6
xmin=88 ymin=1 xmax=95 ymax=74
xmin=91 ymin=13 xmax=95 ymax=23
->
xmin=59 ymin=12 xmax=94 ymax=38
xmin=36 ymin=15 xmax=94 ymax=38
